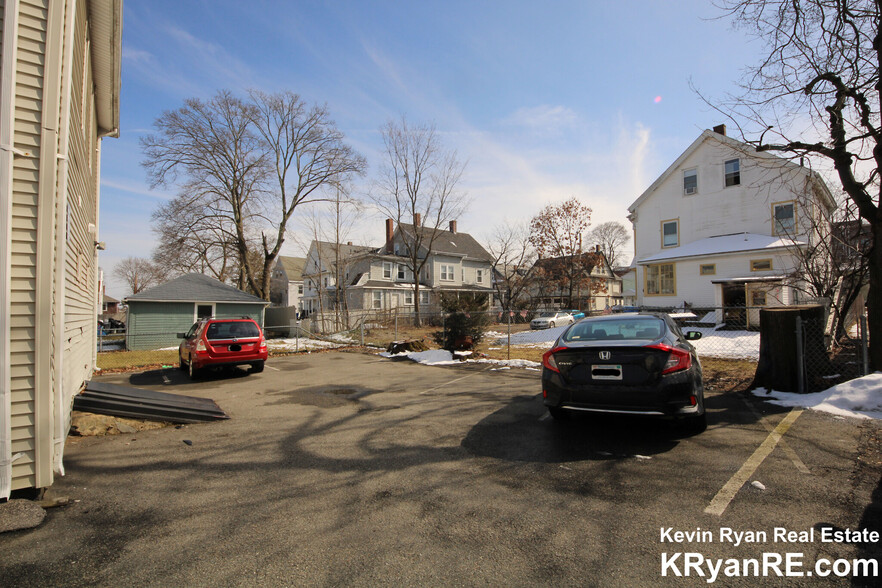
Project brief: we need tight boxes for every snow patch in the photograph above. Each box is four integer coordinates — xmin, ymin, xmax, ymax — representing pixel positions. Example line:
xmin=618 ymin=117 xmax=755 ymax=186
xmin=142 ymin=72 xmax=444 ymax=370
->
xmin=752 ymin=372 xmax=882 ymax=420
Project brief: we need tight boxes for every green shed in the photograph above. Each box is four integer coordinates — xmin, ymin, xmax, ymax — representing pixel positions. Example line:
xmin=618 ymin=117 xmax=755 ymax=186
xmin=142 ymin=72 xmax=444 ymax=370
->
xmin=124 ymin=274 xmax=269 ymax=350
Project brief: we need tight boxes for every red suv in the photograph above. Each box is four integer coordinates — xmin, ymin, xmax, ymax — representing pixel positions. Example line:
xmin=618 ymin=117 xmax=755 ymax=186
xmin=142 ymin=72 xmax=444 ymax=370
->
xmin=178 ymin=318 xmax=268 ymax=379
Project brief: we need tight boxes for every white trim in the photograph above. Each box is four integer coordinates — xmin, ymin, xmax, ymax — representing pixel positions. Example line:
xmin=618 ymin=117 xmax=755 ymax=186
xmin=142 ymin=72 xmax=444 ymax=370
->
xmin=194 ymin=302 xmax=217 ymax=322
xmin=0 ymin=0 xmax=21 ymax=501
xmin=53 ymin=0 xmax=78 ymax=479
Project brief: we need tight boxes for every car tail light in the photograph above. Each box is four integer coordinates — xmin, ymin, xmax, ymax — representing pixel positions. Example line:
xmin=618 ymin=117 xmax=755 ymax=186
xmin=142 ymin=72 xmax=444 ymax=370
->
xmin=196 ymin=338 xmax=207 ymax=353
xmin=259 ymin=336 xmax=267 ymax=350
xmin=542 ymin=347 xmax=566 ymax=373
xmin=647 ymin=344 xmax=691 ymax=374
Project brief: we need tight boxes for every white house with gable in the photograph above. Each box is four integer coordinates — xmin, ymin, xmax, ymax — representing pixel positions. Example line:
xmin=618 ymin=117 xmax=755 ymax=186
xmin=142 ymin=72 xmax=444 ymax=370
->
xmin=627 ymin=125 xmax=836 ymax=327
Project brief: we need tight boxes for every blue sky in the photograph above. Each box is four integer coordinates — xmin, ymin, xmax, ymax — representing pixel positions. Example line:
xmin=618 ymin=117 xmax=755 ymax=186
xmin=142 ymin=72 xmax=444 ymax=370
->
xmin=99 ymin=0 xmax=763 ymax=298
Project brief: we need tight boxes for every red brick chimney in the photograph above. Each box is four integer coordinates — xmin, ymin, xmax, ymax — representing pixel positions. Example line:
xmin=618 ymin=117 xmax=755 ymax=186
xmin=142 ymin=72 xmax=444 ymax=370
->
xmin=385 ymin=218 xmax=394 ymax=254
xmin=713 ymin=124 xmax=727 ymax=136
xmin=449 ymin=220 xmax=457 ymax=234
xmin=413 ymin=213 xmax=421 ymax=228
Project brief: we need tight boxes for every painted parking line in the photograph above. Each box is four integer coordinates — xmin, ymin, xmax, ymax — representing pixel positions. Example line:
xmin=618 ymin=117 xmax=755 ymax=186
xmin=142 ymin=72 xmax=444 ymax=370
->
xmin=742 ymin=398 xmax=810 ymax=474
xmin=419 ymin=368 xmax=492 ymax=395
xmin=705 ymin=409 xmax=803 ymax=516
xmin=265 ymin=364 xmax=280 ymax=371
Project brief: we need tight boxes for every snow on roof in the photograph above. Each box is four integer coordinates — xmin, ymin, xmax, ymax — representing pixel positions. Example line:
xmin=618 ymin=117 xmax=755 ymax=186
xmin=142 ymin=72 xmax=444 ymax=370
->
xmin=636 ymin=233 xmax=805 ymax=264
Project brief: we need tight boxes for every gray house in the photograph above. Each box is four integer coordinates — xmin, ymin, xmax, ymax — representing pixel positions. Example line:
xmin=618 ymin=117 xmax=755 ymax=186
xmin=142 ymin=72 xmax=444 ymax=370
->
xmin=125 ymin=274 xmax=269 ymax=350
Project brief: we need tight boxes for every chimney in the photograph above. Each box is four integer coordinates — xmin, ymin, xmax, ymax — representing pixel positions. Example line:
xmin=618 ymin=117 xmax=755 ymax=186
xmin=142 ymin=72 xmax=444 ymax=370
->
xmin=449 ymin=220 xmax=457 ymax=234
xmin=413 ymin=213 xmax=421 ymax=228
xmin=713 ymin=124 xmax=727 ymax=136
xmin=385 ymin=218 xmax=394 ymax=254
xmin=347 ymin=241 xmax=352 ymax=246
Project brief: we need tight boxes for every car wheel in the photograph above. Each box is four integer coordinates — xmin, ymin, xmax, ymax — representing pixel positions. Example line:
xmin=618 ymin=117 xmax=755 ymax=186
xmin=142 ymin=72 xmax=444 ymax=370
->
xmin=548 ymin=406 xmax=569 ymax=420
xmin=250 ymin=361 xmax=264 ymax=374
xmin=188 ymin=359 xmax=200 ymax=380
xmin=549 ymin=321 xmax=555 ymax=328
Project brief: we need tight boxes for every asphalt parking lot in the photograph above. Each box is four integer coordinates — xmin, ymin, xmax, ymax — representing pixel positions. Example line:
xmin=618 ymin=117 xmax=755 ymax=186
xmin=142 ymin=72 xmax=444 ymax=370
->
xmin=1 ymin=350 xmax=880 ymax=586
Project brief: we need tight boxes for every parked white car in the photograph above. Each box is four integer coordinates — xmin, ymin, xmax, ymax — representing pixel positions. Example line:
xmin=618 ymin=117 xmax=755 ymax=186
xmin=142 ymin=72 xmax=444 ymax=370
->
xmin=530 ymin=311 xmax=575 ymax=330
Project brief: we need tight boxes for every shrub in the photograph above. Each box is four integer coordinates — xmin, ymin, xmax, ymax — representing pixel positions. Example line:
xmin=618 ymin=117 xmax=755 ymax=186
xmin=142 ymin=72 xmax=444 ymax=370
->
xmin=433 ymin=293 xmax=491 ymax=350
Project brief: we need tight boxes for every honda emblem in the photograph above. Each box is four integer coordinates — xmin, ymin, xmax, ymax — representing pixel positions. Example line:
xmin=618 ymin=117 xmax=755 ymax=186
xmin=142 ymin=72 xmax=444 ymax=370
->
xmin=599 ymin=351 xmax=611 ymax=360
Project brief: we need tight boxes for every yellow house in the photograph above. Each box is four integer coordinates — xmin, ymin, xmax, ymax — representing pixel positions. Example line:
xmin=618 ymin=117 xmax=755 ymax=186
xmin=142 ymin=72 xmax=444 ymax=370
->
xmin=1 ymin=0 xmax=121 ymax=497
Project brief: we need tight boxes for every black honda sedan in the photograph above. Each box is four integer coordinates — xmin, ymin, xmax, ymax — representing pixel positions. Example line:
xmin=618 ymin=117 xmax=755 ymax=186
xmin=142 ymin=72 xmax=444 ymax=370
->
xmin=541 ymin=313 xmax=706 ymax=431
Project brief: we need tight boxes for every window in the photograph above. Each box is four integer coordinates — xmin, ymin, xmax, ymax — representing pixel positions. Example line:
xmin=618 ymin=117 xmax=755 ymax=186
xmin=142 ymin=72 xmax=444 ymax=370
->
xmin=397 ymin=264 xmax=407 ymax=280
xmin=440 ymin=264 xmax=455 ymax=281
xmin=683 ymin=169 xmax=697 ymax=194
xmin=773 ymin=202 xmax=796 ymax=235
xmin=750 ymin=259 xmax=772 ymax=272
xmin=661 ymin=219 xmax=679 ymax=248
xmin=372 ymin=291 xmax=383 ymax=309
xmin=645 ymin=263 xmax=676 ymax=296
xmin=323 ymin=277 xmax=329 ymax=288
xmin=700 ymin=264 xmax=716 ymax=276
xmin=297 ymin=285 xmax=303 ymax=294
xmin=751 ymin=290 xmax=767 ymax=306
xmin=724 ymin=159 xmax=740 ymax=187
xmin=403 ymin=290 xmax=414 ymax=305
xmin=476 ymin=269 xmax=484 ymax=283
xmin=382 ymin=262 xmax=392 ymax=279
xmin=420 ymin=290 xmax=430 ymax=304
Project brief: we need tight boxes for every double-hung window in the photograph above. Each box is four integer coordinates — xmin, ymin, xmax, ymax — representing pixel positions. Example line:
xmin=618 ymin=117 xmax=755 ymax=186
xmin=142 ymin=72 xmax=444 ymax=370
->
xmin=773 ymin=202 xmax=796 ymax=235
xmin=476 ymin=269 xmax=484 ymax=284
xmin=403 ymin=290 xmax=414 ymax=305
xmin=372 ymin=291 xmax=383 ymax=309
xmin=382 ymin=262 xmax=392 ymax=279
xmin=662 ymin=219 xmax=679 ymax=248
xmin=724 ymin=159 xmax=740 ymax=187
xmin=683 ymin=169 xmax=697 ymax=194
xmin=420 ymin=290 xmax=430 ymax=304
xmin=440 ymin=264 xmax=455 ymax=281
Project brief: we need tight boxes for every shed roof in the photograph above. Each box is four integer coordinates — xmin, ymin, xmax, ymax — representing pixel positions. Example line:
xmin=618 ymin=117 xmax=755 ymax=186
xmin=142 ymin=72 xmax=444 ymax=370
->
xmin=125 ymin=274 xmax=268 ymax=304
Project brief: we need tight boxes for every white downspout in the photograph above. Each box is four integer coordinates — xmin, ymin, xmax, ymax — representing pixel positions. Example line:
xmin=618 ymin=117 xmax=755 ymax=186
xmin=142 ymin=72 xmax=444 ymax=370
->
xmin=52 ymin=0 xmax=77 ymax=477
xmin=0 ymin=0 xmax=22 ymax=500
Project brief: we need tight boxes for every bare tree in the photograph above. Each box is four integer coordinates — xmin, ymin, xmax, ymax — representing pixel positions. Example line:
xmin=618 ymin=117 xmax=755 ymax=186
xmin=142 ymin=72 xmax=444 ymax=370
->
xmin=372 ymin=116 xmax=468 ymax=326
xmin=529 ymin=197 xmax=604 ymax=308
xmin=248 ymin=91 xmax=366 ymax=300
xmin=708 ymin=0 xmax=882 ymax=368
xmin=141 ymin=90 xmax=365 ymax=300
xmin=487 ymin=220 xmax=537 ymax=311
xmin=587 ymin=221 xmax=630 ymax=268
xmin=113 ymin=257 xmax=164 ymax=295
xmin=301 ymin=188 xmax=364 ymax=330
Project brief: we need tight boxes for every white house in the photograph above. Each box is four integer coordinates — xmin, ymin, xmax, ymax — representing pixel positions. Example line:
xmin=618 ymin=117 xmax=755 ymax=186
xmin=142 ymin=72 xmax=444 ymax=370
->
xmin=627 ymin=125 xmax=835 ymax=326
xmin=269 ymin=255 xmax=306 ymax=310
xmin=1 ymin=0 xmax=122 ymax=498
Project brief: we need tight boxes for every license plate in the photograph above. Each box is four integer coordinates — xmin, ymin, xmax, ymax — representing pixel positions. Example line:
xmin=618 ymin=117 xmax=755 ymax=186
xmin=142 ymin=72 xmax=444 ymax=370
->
xmin=591 ymin=364 xmax=622 ymax=380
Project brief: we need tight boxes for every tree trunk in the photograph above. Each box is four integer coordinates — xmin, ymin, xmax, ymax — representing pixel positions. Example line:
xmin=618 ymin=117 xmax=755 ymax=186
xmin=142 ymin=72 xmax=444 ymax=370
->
xmin=867 ymin=221 xmax=882 ymax=371
xmin=752 ymin=305 xmax=828 ymax=393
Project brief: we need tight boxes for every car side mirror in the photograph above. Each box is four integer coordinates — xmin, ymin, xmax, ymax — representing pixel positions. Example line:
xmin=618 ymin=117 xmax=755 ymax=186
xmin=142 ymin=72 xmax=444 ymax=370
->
xmin=176 ymin=333 xmax=186 ymax=339
xmin=684 ymin=331 xmax=702 ymax=341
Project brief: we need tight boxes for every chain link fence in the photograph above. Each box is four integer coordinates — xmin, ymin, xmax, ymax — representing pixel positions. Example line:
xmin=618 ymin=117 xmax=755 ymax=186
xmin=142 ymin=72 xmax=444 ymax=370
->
xmin=798 ymin=314 xmax=870 ymax=393
xmin=96 ymin=306 xmax=870 ymax=395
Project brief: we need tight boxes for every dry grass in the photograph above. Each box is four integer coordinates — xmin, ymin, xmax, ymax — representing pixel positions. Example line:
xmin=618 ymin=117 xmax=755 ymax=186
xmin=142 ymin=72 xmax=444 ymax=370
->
xmin=97 ymin=349 xmax=178 ymax=371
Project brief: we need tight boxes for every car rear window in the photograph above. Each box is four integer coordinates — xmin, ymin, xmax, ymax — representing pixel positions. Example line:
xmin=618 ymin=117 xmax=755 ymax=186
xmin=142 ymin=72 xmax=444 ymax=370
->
xmin=562 ymin=317 xmax=665 ymax=342
xmin=204 ymin=321 xmax=260 ymax=340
